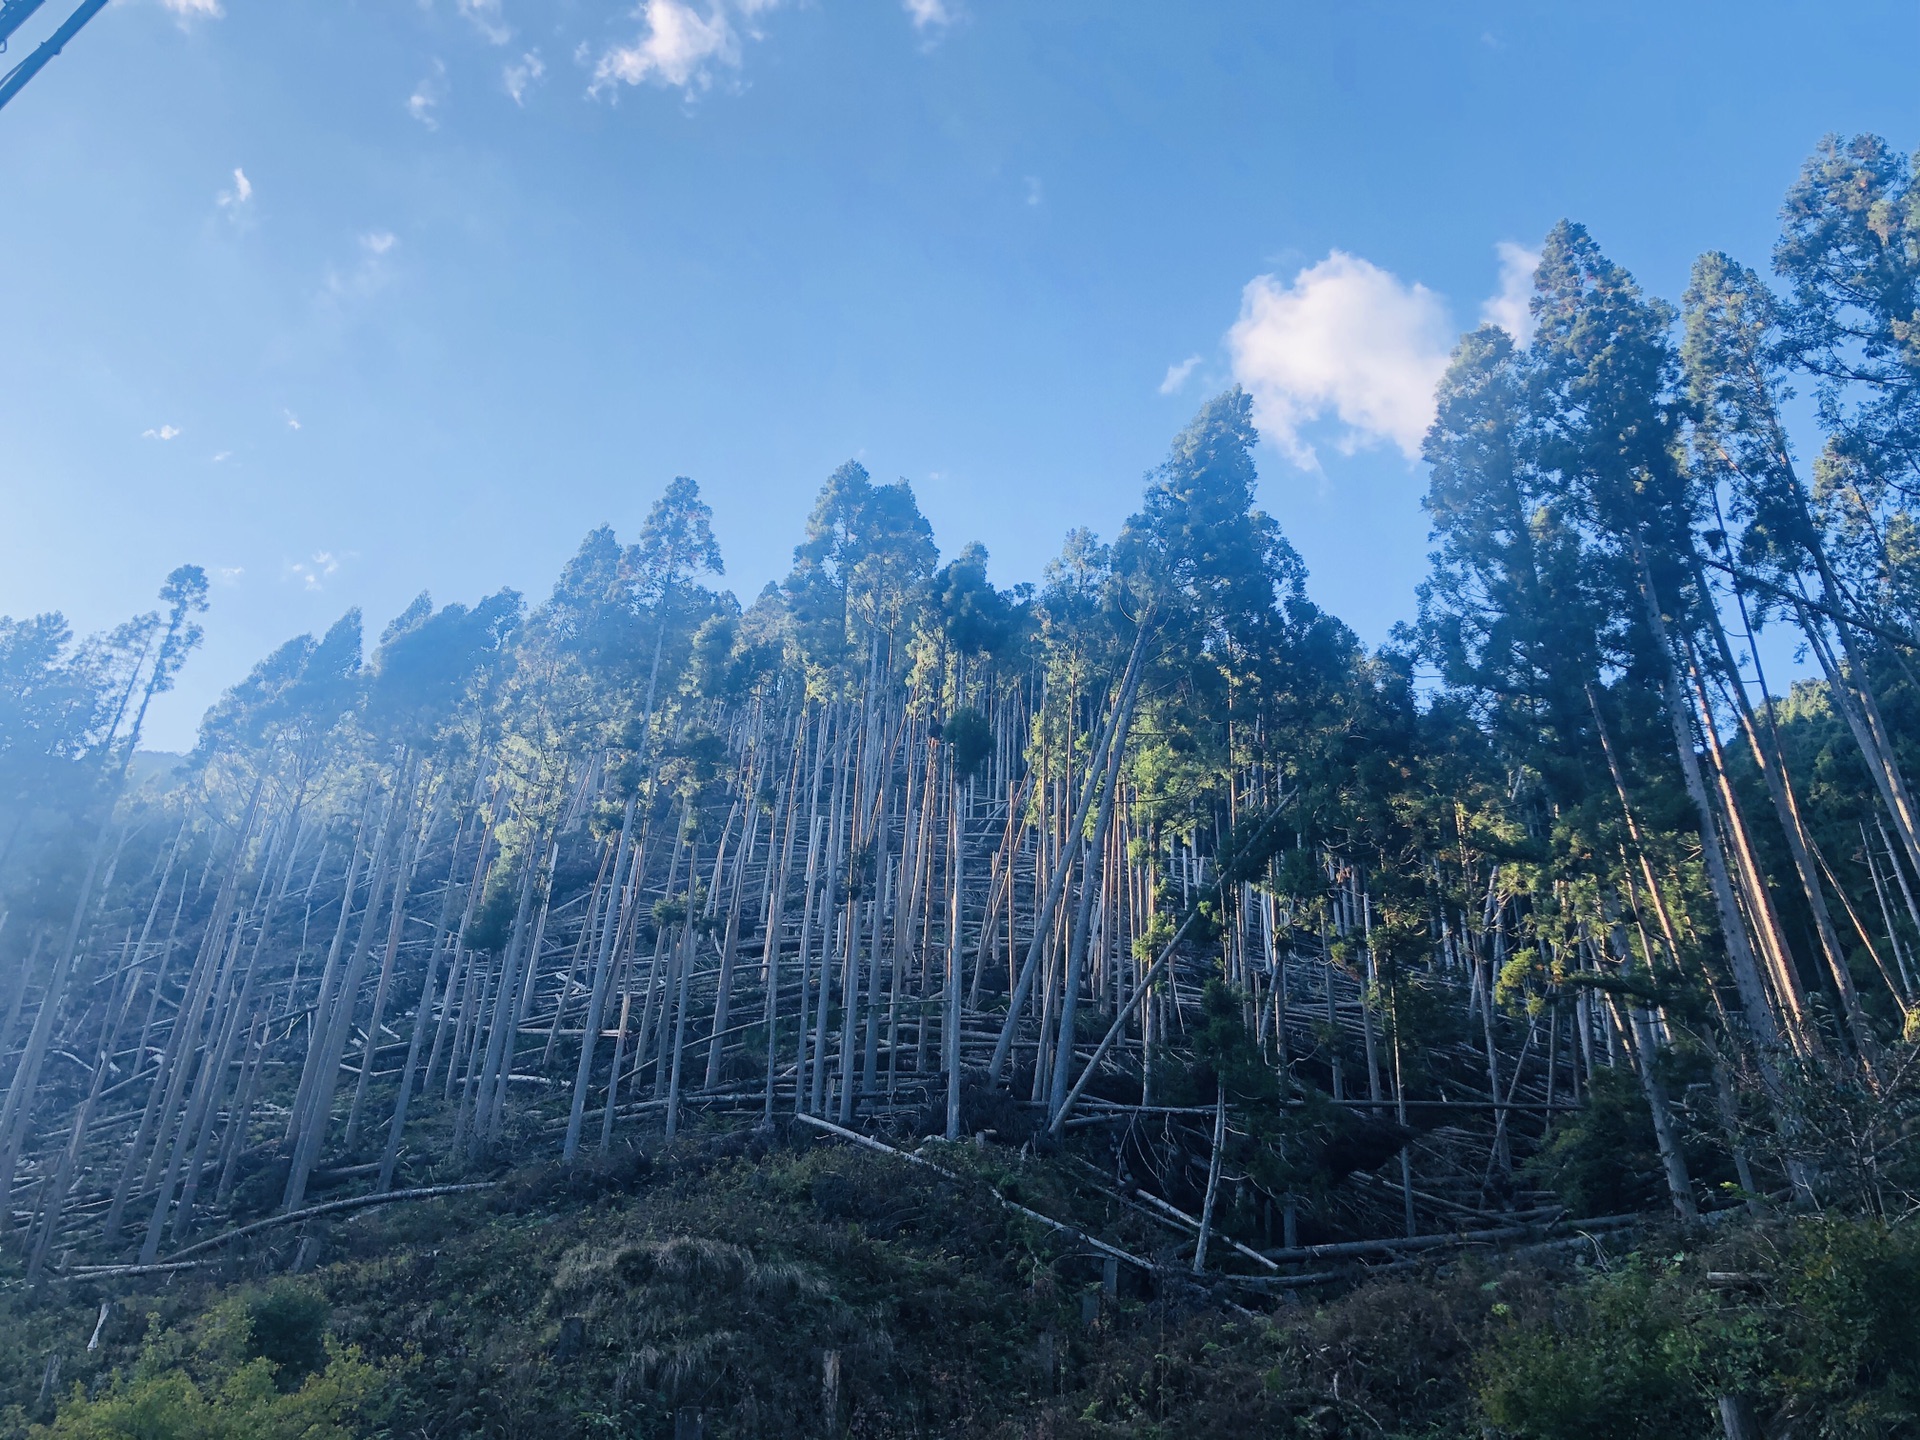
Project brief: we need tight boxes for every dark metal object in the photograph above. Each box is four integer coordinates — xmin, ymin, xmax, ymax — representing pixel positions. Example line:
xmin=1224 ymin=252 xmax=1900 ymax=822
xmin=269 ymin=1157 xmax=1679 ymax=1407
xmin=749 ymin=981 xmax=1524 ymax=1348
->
xmin=0 ymin=0 xmax=53 ymax=49
xmin=0 ymin=0 xmax=112 ymax=114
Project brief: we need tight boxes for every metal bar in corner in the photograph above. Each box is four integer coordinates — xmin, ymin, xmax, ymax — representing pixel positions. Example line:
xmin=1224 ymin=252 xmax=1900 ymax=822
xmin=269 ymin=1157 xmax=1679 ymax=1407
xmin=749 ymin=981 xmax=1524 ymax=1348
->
xmin=0 ymin=0 xmax=112 ymax=115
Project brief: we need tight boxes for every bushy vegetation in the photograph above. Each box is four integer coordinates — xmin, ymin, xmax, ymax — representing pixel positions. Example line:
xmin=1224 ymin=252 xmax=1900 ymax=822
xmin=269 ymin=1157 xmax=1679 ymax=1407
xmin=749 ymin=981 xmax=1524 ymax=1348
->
xmin=6 ymin=1140 xmax=1919 ymax=1438
xmin=19 ymin=1280 xmax=381 ymax=1440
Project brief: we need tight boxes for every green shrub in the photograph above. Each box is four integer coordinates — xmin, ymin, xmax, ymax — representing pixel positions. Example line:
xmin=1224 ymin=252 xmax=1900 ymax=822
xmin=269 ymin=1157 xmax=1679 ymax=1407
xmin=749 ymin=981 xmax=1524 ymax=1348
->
xmin=1524 ymin=1068 xmax=1664 ymax=1216
xmin=1475 ymin=1260 xmax=1703 ymax=1439
xmin=32 ymin=1286 xmax=383 ymax=1440
xmin=1474 ymin=1220 xmax=1920 ymax=1439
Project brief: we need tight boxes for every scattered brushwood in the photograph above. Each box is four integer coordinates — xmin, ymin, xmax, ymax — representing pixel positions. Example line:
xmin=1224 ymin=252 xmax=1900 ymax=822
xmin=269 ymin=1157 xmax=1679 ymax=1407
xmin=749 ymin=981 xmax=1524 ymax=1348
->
xmin=11 ymin=1133 xmax=1915 ymax=1440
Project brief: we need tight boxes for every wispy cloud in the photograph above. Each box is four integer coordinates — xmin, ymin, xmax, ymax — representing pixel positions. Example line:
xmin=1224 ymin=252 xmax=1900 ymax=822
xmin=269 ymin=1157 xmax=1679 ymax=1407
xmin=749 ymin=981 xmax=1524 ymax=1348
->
xmin=317 ymin=231 xmax=400 ymax=310
xmin=590 ymin=0 xmax=781 ymax=96
xmin=1023 ymin=175 xmax=1043 ymax=207
xmin=215 ymin=565 xmax=244 ymax=585
xmin=504 ymin=50 xmax=545 ymax=104
xmin=328 ymin=234 xmax=393 ymax=302
xmin=1228 ymin=251 xmax=1453 ymax=470
xmin=1480 ymin=240 xmax=1541 ymax=346
xmin=1158 ymin=355 xmax=1202 ymax=396
xmin=458 ymin=0 xmax=511 ymax=45
xmin=142 ymin=425 xmax=182 ymax=440
xmin=159 ymin=0 xmax=223 ymax=20
xmin=212 ymin=450 xmax=232 ymax=462
xmin=287 ymin=551 xmax=342 ymax=591
xmin=408 ymin=59 xmax=447 ymax=128
xmin=216 ymin=166 xmax=252 ymax=210
xmin=284 ymin=410 xmax=302 ymax=431
xmin=902 ymin=0 xmax=955 ymax=34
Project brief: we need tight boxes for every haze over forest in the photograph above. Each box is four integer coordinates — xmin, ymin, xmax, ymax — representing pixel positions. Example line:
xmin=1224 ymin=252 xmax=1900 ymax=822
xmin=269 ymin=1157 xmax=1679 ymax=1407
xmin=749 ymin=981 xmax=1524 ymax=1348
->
xmin=5 ymin=5 xmax=1920 ymax=1439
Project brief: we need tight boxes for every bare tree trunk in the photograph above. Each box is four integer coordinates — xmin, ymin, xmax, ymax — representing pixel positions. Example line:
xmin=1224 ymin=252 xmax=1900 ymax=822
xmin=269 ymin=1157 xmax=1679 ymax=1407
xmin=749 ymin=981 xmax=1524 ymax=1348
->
xmin=1191 ymin=1088 xmax=1226 ymax=1273
xmin=384 ymin=800 xmax=488 ymax=1188
xmin=810 ymin=756 xmax=850 ymax=1115
xmin=1708 ymin=568 xmax=1857 ymax=1029
xmin=215 ymin=1013 xmax=269 ymax=1203
xmin=1632 ymin=543 xmax=1792 ymax=1085
xmin=346 ymin=810 xmax=426 ymax=1150
xmin=565 ymin=799 xmax=637 ymax=1162
xmin=705 ymin=803 xmax=758 ymax=1090
xmin=860 ymin=767 xmax=891 ymax=1106
xmin=284 ymin=775 xmax=413 ymax=1213
xmin=665 ymin=853 xmax=699 ymax=1142
xmin=1688 ymin=656 xmax=1839 ymax=1052
xmin=139 ymin=908 xmax=248 ymax=1263
xmin=763 ymin=749 xmax=802 ymax=1120
xmin=992 ymin=623 xmax=1151 ymax=1083
xmin=1604 ymin=919 xmax=1697 ymax=1220
xmin=1047 ymin=654 xmax=1144 ymax=1120
xmin=1799 ymin=593 xmax=1920 ymax=885
xmin=26 ymin=965 xmax=145 ymax=1280
xmin=792 ymin=815 xmax=824 ymax=1115
xmin=171 ymin=808 xmax=306 ymax=1242
xmin=480 ymin=837 xmax=558 ymax=1144
xmin=544 ymin=837 xmax=614 ymax=1068
xmin=946 ymin=768 xmax=963 ymax=1141
xmin=286 ymin=792 xmax=378 ymax=1146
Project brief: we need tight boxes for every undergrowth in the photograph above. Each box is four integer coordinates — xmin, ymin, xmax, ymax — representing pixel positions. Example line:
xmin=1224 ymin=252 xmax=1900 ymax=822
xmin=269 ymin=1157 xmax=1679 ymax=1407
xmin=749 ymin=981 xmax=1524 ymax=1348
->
xmin=3 ymin=1127 xmax=1917 ymax=1439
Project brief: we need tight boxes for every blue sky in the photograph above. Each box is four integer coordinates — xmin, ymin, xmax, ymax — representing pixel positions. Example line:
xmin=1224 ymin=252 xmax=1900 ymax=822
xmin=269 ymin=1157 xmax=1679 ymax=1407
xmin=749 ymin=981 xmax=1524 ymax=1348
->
xmin=2 ymin=0 xmax=1916 ymax=750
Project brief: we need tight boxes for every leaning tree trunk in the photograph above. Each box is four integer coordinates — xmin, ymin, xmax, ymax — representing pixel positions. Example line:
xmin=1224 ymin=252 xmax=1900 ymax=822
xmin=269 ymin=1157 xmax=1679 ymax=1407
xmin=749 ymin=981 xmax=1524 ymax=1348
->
xmin=1632 ymin=542 xmax=1791 ymax=1074
xmin=565 ymin=798 xmax=637 ymax=1162
xmin=1047 ymin=652 xmax=1145 ymax=1121
xmin=991 ymin=623 xmax=1151 ymax=1083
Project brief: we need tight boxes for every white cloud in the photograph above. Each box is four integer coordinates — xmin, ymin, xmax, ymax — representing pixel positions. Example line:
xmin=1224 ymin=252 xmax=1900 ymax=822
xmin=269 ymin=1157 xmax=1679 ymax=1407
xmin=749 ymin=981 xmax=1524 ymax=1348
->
xmin=1023 ymin=175 xmax=1043 ymax=207
xmin=903 ymin=0 xmax=953 ymax=32
xmin=1480 ymin=240 xmax=1540 ymax=346
xmin=1159 ymin=355 xmax=1202 ymax=396
xmin=458 ymin=0 xmax=511 ymax=44
xmin=215 ymin=565 xmax=244 ymax=584
xmin=216 ymin=167 xmax=252 ymax=208
xmin=1227 ymin=250 xmax=1453 ymax=470
xmin=408 ymin=60 xmax=447 ymax=128
xmin=284 ymin=411 xmax=302 ymax=430
xmin=288 ymin=551 xmax=341 ymax=591
xmin=212 ymin=450 xmax=232 ymax=462
xmin=160 ymin=0 xmax=223 ymax=19
xmin=321 ymin=234 xmax=398 ymax=306
xmin=591 ymin=0 xmax=780 ymax=96
xmin=504 ymin=50 xmax=545 ymax=104
xmin=142 ymin=425 xmax=181 ymax=440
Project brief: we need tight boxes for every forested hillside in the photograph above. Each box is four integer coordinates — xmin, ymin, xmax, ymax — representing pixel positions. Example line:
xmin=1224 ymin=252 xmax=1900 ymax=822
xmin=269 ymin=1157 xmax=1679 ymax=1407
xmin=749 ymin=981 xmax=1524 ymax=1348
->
xmin=3 ymin=134 xmax=1920 ymax=1438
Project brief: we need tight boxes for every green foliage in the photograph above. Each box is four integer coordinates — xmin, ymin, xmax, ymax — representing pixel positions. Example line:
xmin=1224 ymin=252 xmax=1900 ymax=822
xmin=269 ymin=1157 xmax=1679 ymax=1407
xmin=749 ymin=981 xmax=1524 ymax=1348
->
xmin=1477 ymin=1220 xmax=1920 ymax=1439
xmin=786 ymin=461 xmax=936 ymax=677
xmin=1477 ymin=1259 xmax=1700 ymax=1439
xmin=933 ymin=542 xmax=1017 ymax=661
xmin=1526 ymin=1067 xmax=1666 ymax=1217
xmin=33 ymin=1287 xmax=381 ymax=1440
xmin=364 ymin=589 xmax=521 ymax=747
xmin=1774 ymin=136 xmax=1920 ymax=503
xmin=632 ymin=477 xmax=725 ymax=605
xmin=1129 ymin=908 xmax=1173 ymax=963
xmin=941 ymin=706 xmax=992 ymax=780
xmin=224 ymin=1283 xmax=332 ymax=1389
xmin=1188 ymin=980 xmax=1278 ymax=1104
